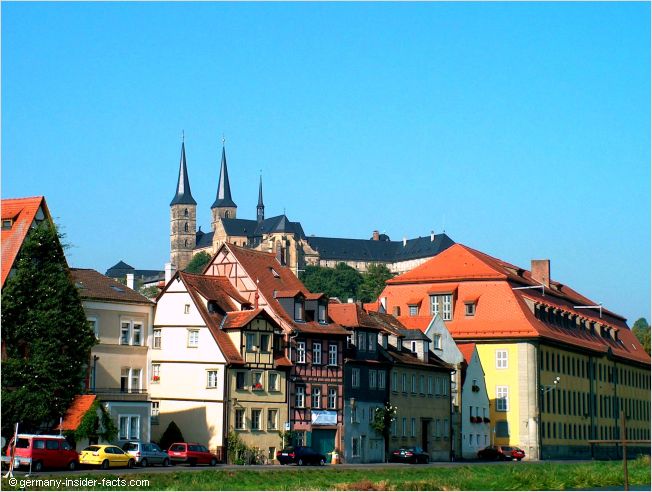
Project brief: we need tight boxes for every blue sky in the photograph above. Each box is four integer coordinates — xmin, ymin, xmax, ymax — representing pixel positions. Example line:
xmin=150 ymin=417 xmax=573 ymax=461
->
xmin=2 ymin=2 xmax=649 ymax=324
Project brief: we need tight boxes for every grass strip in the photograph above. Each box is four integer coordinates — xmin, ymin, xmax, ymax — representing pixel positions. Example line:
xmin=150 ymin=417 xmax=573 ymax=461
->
xmin=1 ymin=456 xmax=650 ymax=491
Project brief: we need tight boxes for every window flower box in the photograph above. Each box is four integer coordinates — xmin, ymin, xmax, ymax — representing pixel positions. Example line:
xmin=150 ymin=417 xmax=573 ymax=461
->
xmin=253 ymin=382 xmax=264 ymax=391
xmin=152 ymin=375 xmax=160 ymax=382
xmin=483 ymin=417 xmax=490 ymax=423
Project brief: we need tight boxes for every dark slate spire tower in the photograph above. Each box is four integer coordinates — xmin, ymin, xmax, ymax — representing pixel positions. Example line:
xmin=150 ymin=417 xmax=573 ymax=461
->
xmin=211 ymin=140 xmax=237 ymax=231
xmin=257 ymin=174 xmax=265 ymax=224
xmin=170 ymin=138 xmax=197 ymax=271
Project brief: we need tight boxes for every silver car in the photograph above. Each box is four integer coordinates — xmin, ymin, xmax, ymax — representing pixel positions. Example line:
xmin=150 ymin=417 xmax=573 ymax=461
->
xmin=122 ymin=442 xmax=170 ymax=467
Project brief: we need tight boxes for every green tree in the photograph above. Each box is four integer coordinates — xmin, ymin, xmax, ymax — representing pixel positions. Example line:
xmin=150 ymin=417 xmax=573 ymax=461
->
xmin=371 ymin=402 xmax=397 ymax=462
xmin=185 ymin=251 xmax=212 ymax=274
xmin=632 ymin=318 xmax=651 ymax=355
xmin=300 ymin=263 xmax=363 ymax=300
xmin=357 ymin=263 xmax=394 ymax=303
xmin=139 ymin=285 xmax=160 ymax=299
xmin=1 ymin=223 xmax=96 ymax=437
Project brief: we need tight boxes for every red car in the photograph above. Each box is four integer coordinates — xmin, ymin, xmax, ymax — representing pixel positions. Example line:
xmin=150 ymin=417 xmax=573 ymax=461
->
xmin=477 ymin=445 xmax=525 ymax=461
xmin=2 ymin=434 xmax=79 ymax=471
xmin=167 ymin=443 xmax=218 ymax=466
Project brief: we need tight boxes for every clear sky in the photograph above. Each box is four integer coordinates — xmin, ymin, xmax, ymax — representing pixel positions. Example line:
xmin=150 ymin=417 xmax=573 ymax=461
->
xmin=2 ymin=2 xmax=649 ymax=324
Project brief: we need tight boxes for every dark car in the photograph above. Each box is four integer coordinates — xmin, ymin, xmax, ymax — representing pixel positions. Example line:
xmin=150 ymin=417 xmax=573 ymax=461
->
xmin=477 ymin=445 xmax=525 ymax=461
xmin=389 ymin=446 xmax=430 ymax=464
xmin=168 ymin=443 xmax=218 ymax=466
xmin=276 ymin=446 xmax=327 ymax=466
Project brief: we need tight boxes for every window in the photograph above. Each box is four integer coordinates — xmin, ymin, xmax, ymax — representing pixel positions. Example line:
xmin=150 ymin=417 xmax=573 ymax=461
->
xmin=411 ymin=341 xmax=417 ymax=353
xmin=435 ymin=419 xmax=441 ymax=438
xmin=235 ymin=409 xmax=245 ymax=430
xmin=378 ymin=371 xmax=386 ymax=390
xmin=419 ymin=375 xmax=425 ymax=394
xmin=151 ymin=402 xmax=160 ymax=424
xmin=465 ymin=303 xmax=476 ymax=316
xmin=496 ymin=386 xmax=509 ymax=411
xmin=294 ymin=301 xmax=303 ymax=321
xmin=357 ymin=331 xmax=366 ymax=350
xmin=268 ymin=372 xmax=279 ymax=392
xmin=391 ymin=418 xmax=397 ymax=437
xmin=246 ymin=333 xmax=256 ymax=352
xmin=184 ymin=304 xmax=190 ymax=314
xmin=352 ymin=368 xmax=360 ymax=388
xmin=392 ymin=371 xmax=398 ymax=392
xmin=318 ymin=305 xmax=327 ymax=323
xmin=443 ymin=419 xmax=449 ymax=439
xmin=428 ymin=376 xmax=433 ymax=395
xmin=267 ymin=409 xmax=278 ymax=430
xmin=433 ymin=334 xmax=442 ymax=350
xmin=259 ymin=334 xmax=270 ymax=353
xmin=153 ymin=329 xmax=161 ymax=349
xmin=312 ymin=386 xmax=321 ymax=408
xmin=328 ymin=387 xmax=337 ymax=409
xmin=296 ymin=341 xmax=306 ymax=363
xmin=351 ymin=405 xmax=358 ymax=423
xmin=367 ymin=333 xmax=375 ymax=352
xmin=496 ymin=350 xmax=508 ymax=369
xmin=411 ymin=374 xmax=417 ymax=393
xmin=313 ymin=342 xmax=322 ymax=365
xmin=352 ymin=437 xmax=360 ymax=457
xmin=251 ymin=409 xmax=262 ymax=430
xmin=328 ymin=344 xmax=338 ymax=365
xmin=252 ymin=372 xmax=264 ymax=390
xmin=2 ymin=219 xmax=12 ymax=229
xmin=402 ymin=373 xmax=407 ymax=392
xmin=402 ymin=417 xmax=407 ymax=437
xmin=207 ymin=370 xmax=218 ymax=388
xmin=495 ymin=420 xmax=509 ymax=438
xmin=411 ymin=418 xmax=416 ymax=437
xmin=119 ymin=416 xmax=140 ymax=440
xmin=87 ymin=318 xmax=99 ymax=340
xmin=435 ymin=377 xmax=441 ymax=396
xmin=409 ymin=305 xmax=418 ymax=316
xmin=120 ymin=323 xmax=130 ymax=345
xmin=295 ymin=386 xmax=305 ymax=408
xmin=236 ymin=372 xmax=246 ymax=390
xmin=152 ymin=364 xmax=160 ymax=383
xmin=188 ymin=329 xmax=199 ymax=348
xmin=132 ymin=323 xmax=142 ymax=345
xmin=430 ymin=294 xmax=453 ymax=320
xmin=131 ymin=369 xmax=141 ymax=391
xmin=369 ymin=370 xmax=377 ymax=389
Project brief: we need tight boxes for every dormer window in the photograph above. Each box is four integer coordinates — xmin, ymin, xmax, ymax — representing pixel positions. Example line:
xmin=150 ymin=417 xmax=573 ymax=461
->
xmin=408 ymin=305 xmax=419 ymax=316
xmin=2 ymin=219 xmax=12 ymax=230
xmin=433 ymin=334 xmax=442 ymax=350
xmin=318 ymin=304 xmax=327 ymax=324
xmin=294 ymin=300 xmax=304 ymax=321
xmin=246 ymin=333 xmax=256 ymax=352
xmin=381 ymin=334 xmax=388 ymax=349
xmin=465 ymin=302 xmax=476 ymax=316
xmin=430 ymin=294 xmax=453 ymax=320
xmin=270 ymin=268 xmax=280 ymax=278
xmin=411 ymin=341 xmax=417 ymax=353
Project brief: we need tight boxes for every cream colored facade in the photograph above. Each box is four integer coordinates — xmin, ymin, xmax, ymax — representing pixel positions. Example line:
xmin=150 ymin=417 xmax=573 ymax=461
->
xmin=83 ymin=299 xmax=154 ymax=444
xmin=150 ymin=277 xmax=227 ymax=453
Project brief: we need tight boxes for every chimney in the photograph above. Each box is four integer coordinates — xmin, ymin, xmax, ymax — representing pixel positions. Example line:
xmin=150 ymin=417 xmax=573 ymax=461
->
xmin=164 ymin=262 xmax=173 ymax=284
xmin=430 ymin=230 xmax=435 ymax=242
xmin=531 ymin=260 xmax=550 ymax=288
xmin=417 ymin=340 xmax=429 ymax=363
xmin=403 ymin=237 xmax=407 ymax=247
xmin=372 ymin=230 xmax=380 ymax=241
xmin=347 ymin=298 xmax=354 ymax=304
xmin=126 ymin=273 xmax=135 ymax=290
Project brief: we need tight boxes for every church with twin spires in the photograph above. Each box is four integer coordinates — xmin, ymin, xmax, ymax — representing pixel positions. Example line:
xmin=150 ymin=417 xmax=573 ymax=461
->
xmin=169 ymin=140 xmax=455 ymax=274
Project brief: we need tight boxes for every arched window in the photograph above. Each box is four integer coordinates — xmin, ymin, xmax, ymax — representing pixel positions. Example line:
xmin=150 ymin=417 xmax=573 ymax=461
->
xmin=184 ymin=208 xmax=189 ymax=218
xmin=224 ymin=211 xmax=230 ymax=218
xmin=184 ymin=239 xmax=188 ymax=247
xmin=184 ymin=222 xmax=189 ymax=232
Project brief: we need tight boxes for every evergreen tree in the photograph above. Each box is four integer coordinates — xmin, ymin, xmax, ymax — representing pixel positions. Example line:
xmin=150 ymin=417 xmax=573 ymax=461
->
xmin=357 ymin=263 xmax=394 ymax=303
xmin=1 ymin=223 xmax=96 ymax=437
xmin=185 ymin=251 xmax=212 ymax=274
xmin=632 ymin=317 xmax=651 ymax=355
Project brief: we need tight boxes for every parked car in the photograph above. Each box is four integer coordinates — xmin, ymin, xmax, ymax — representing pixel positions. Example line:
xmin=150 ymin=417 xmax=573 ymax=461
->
xmin=79 ymin=445 xmax=134 ymax=469
xmin=122 ymin=442 xmax=170 ymax=467
xmin=276 ymin=446 xmax=327 ymax=466
xmin=389 ymin=446 xmax=430 ymax=464
xmin=477 ymin=445 xmax=525 ymax=461
xmin=1 ymin=434 xmax=79 ymax=472
xmin=167 ymin=443 xmax=218 ymax=466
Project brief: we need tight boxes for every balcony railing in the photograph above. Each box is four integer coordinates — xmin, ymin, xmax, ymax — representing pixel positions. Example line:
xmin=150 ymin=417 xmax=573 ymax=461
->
xmin=89 ymin=388 xmax=149 ymax=401
xmin=92 ymin=387 xmax=148 ymax=394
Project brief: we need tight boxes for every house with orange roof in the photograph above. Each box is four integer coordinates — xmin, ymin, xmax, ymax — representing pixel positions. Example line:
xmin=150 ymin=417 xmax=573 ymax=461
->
xmin=374 ymin=243 xmax=651 ymax=460
xmin=70 ymin=268 xmax=154 ymax=446
xmin=457 ymin=343 xmax=490 ymax=459
xmin=203 ymin=243 xmax=349 ymax=459
xmin=151 ymin=270 xmax=290 ymax=462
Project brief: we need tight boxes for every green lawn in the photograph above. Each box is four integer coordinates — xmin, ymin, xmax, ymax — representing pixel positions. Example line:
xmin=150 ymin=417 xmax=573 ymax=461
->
xmin=2 ymin=457 xmax=650 ymax=491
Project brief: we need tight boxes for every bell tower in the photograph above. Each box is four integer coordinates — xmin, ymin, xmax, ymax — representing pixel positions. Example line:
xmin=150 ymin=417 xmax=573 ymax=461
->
xmin=170 ymin=138 xmax=197 ymax=271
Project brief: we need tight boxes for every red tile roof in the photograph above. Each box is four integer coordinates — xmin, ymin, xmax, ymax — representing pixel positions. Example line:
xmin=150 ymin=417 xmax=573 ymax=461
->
xmin=381 ymin=244 xmax=650 ymax=366
xmin=457 ymin=342 xmax=476 ymax=365
xmin=180 ymin=272 xmax=248 ymax=309
xmin=1 ymin=196 xmax=52 ymax=288
xmin=225 ymin=244 xmax=349 ymax=336
xmin=223 ymin=308 xmax=266 ymax=329
xmin=57 ymin=395 xmax=96 ymax=431
xmin=274 ymin=289 xmax=303 ymax=299
xmin=71 ymin=269 xmax=153 ymax=305
xmin=274 ymin=354 xmax=293 ymax=368
xmin=329 ymin=303 xmax=381 ymax=330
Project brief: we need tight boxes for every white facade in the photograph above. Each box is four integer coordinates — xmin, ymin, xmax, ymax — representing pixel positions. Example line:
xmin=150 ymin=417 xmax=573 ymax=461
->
xmin=460 ymin=346 xmax=490 ymax=459
xmin=149 ymin=276 xmax=227 ymax=452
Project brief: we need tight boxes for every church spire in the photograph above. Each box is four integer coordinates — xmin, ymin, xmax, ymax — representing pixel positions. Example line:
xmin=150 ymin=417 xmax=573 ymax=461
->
xmin=211 ymin=141 xmax=237 ymax=209
xmin=170 ymin=140 xmax=197 ymax=206
xmin=257 ymin=173 xmax=265 ymax=223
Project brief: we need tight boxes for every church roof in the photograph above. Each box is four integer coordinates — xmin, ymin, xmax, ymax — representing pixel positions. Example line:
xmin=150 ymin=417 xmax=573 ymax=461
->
xmin=305 ymin=233 xmax=455 ymax=263
xmin=211 ymin=146 xmax=237 ymax=209
xmin=217 ymin=215 xmax=306 ymax=239
xmin=170 ymin=142 xmax=197 ymax=206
